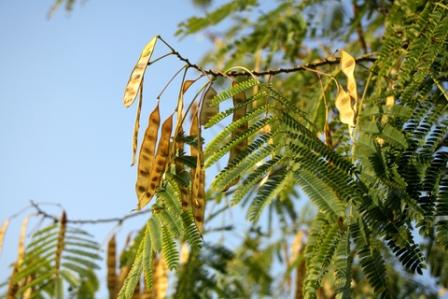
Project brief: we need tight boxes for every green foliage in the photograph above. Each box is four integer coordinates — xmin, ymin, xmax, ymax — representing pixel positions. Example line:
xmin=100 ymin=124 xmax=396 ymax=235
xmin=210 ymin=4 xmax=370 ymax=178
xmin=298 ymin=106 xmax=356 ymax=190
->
xmin=9 ymin=0 xmax=448 ymax=298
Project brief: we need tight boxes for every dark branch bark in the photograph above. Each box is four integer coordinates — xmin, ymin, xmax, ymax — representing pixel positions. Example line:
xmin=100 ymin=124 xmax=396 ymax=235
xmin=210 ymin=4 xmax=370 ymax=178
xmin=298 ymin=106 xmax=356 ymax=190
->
xmin=157 ymin=35 xmax=377 ymax=78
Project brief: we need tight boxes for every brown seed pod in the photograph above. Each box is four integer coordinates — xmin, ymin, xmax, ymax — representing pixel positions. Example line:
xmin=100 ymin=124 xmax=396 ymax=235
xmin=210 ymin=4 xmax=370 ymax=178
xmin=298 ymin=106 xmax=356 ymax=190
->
xmin=199 ymin=85 xmax=218 ymax=125
xmin=136 ymin=104 xmax=161 ymax=207
xmin=107 ymin=235 xmax=118 ymax=299
xmin=139 ymin=115 xmax=173 ymax=209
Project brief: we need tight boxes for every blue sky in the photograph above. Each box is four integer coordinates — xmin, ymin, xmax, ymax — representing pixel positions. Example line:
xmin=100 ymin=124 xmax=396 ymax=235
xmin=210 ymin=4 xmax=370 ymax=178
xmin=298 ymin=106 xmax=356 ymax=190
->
xmin=0 ymin=0 xmax=219 ymax=289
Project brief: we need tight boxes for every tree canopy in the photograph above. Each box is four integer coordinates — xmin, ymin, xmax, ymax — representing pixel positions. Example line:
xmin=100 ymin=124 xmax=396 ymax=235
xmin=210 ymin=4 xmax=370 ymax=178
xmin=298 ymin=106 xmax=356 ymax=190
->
xmin=2 ymin=0 xmax=448 ymax=298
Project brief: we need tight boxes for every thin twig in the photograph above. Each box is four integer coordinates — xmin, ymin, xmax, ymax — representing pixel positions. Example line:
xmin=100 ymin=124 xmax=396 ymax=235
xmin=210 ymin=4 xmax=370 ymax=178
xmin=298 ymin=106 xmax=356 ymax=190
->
xmin=157 ymin=35 xmax=377 ymax=77
xmin=30 ymin=200 xmax=150 ymax=225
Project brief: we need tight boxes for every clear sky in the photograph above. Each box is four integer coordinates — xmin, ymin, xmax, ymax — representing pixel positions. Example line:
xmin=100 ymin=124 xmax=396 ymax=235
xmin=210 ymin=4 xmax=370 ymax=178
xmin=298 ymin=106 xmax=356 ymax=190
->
xmin=0 ymin=0 xmax=218 ymax=291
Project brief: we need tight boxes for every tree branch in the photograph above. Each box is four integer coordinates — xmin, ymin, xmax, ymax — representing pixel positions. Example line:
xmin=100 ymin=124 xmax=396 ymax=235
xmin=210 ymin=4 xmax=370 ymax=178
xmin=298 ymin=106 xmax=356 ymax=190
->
xmin=30 ymin=200 xmax=149 ymax=225
xmin=157 ymin=35 xmax=377 ymax=77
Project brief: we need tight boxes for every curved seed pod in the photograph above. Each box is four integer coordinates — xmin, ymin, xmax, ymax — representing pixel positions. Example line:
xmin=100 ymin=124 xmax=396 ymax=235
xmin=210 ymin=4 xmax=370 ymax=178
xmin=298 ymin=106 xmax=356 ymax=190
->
xmin=340 ymin=50 xmax=358 ymax=104
xmin=6 ymin=216 xmax=29 ymax=299
xmin=229 ymin=81 xmax=248 ymax=163
xmin=190 ymin=109 xmax=205 ymax=231
xmin=55 ymin=211 xmax=67 ymax=272
xmin=0 ymin=218 xmax=10 ymax=256
xmin=123 ymin=36 xmax=157 ymax=107
xmin=224 ymin=81 xmax=249 ymax=190
xmin=139 ymin=115 xmax=173 ymax=209
xmin=131 ymin=77 xmax=145 ymax=166
xmin=191 ymin=156 xmax=206 ymax=232
xmin=200 ymin=85 xmax=218 ymax=125
xmin=190 ymin=109 xmax=200 ymax=159
xmin=107 ymin=235 xmax=118 ymax=299
xmin=335 ymin=88 xmax=355 ymax=127
xmin=17 ymin=216 xmax=29 ymax=266
xmin=136 ymin=104 xmax=161 ymax=207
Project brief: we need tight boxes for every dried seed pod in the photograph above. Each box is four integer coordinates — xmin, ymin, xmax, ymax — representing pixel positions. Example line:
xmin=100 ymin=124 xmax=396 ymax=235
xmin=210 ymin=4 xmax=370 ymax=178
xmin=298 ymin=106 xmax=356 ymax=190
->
xmin=55 ymin=211 xmax=67 ymax=272
xmin=131 ymin=78 xmax=145 ymax=166
xmin=136 ymin=104 xmax=161 ymax=207
xmin=340 ymin=50 xmax=358 ymax=104
xmin=123 ymin=37 xmax=157 ymax=107
xmin=0 ymin=218 xmax=10 ymax=256
xmin=152 ymin=256 xmax=168 ymax=299
xmin=107 ymin=235 xmax=118 ymax=299
xmin=190 ymin=109 xmax=200 ymax=159
xmin=229 ymin=81 xmax=248 ymax=163
xmin=335 ymin=88 xmax=355 ymax=127
xmin=199 ymin=85 xmax=218 ymax=125
xmin=191 ymin=156 xmax=206 ymax=232
xmin=139 ymin=115 xmax=173 ymax=209
xmin=17 ymin=216 xmax=29 ymax=266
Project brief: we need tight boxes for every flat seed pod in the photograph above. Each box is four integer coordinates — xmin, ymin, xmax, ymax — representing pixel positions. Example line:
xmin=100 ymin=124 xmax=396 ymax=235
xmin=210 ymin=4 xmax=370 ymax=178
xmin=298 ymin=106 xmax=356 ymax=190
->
xmin=107 ymin=235 xmax=117 ymax=299
xmin=191 ymin=155 xmax=206 ymax=232
xmin=340 ymin=50 xmax=358 ymax=104
xmin=0 ymin=218 xmax=10 ymax=256
xmin=139 ymin=115 xmax=173 ymax=209
xmin=136 ymin=104 xmax=161 ymax=205
xmin=228 ymin=81 xmax=248 ymax=164
xmin=335 ymin=88 xmax=355 ymax=127
xmin=190 ymin=109 xmax=200 ymax=159
xmin=152 ymin=256 xmax=168 ymax=299
xmin=123 ymin=36 xmax=158 ymax=107
xmin=17 ymin=216 xmax=29 ymax=266
xmin=131 ymin=78 xmax=144 ymax=166
xmin=199 ymin=85 xmax=218 ymax=125
xmin=55 ymin=211 xmax=67 ymax=272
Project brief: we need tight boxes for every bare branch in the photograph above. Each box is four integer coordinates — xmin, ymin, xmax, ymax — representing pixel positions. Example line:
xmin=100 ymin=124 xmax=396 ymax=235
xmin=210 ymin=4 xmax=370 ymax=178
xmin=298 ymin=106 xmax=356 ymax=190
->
xmin=157 ymin=35 xmax=377 ymax=78
xmin=30 ymin=200 xmax=149 ymax=225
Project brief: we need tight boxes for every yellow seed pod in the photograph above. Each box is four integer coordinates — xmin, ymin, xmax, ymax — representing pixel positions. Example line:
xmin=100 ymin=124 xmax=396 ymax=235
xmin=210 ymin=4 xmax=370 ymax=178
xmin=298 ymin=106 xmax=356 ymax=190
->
xmin=136 ymin=104 xmax=161 ymax=205
xmin=123 ymin=37 xmax=157 ymax=107
xmin=335 ymin=88 xmax=355 ymax=126
xmin=152 ymin=256 xmax=169 ymax=299
xmin=139 ymin=115 xmax=173 ymax=209
xmin=0 ymin=218 xmax=10 ymax=256
xmin=340 ymin=50 xmax=358 ymax=103
xmin=17 ymin=216 xmax=29 ymax=266
xmin=131 ymin=79 xmax=144 ymax=166
xmin=191 ymin=159 xmax=206 ymax=232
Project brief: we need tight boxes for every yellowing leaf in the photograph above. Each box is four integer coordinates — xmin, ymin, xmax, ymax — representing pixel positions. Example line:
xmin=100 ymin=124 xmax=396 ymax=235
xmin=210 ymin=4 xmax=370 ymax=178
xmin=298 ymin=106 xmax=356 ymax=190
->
xmin=136 ymin=104 xmax=161 ymax=205
xmin=123 ymin=36 xmax=158 ymax=107
xmin=199 ymin=85 xmax=218 ymax=125
xmin=335 ymin=88 xmax=355 ymax=126
xmin=139 ymin=115 xmax=173 ymax=209
xmin=0 ymin=218 xmax=10 ymax=256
